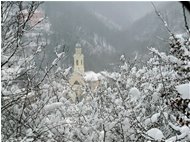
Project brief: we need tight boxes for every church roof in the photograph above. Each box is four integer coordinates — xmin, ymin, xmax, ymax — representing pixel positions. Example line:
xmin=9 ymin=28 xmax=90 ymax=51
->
xmin=84 ymin=71 xmax=103 ymax=82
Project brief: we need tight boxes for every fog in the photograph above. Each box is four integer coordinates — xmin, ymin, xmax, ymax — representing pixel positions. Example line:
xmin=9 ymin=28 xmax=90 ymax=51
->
xmin=81 ymin=2 xmax=168 ymax=26
xmin=43 ymin=1 xmax=185 ymax=71
xmin=44 ymin=1 xmax=169 ymax=29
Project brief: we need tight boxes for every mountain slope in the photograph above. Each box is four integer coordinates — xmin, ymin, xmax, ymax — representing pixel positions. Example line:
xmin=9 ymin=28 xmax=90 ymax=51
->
xmin=43 ymin=2 xmax=189 ymax=72
xmin=112 ymin=2 xmax=189 ymax=59
xmin=44 ymin=2 xmax=124 ymax=71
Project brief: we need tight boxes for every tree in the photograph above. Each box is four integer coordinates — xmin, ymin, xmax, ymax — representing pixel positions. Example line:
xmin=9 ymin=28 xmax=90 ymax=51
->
xmin=1 ymin=2 xmax=66 ymax=141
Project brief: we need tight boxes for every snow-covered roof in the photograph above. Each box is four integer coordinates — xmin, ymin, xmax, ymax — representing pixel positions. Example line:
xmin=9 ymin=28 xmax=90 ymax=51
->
xmin=84 ymin=71 xmax=103 ymax=82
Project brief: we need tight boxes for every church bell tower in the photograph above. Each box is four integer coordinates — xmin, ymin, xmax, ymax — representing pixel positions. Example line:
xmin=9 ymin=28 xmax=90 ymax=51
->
xmin=73 ymin=48 xmax=84 ymax=74
xmin=69 ymin=44 xmax=85 ymax=86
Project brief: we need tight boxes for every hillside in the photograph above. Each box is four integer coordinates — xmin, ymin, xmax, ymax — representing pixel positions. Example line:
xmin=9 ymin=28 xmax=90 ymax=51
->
xmin=43 ymin=2 xmax=189 ymax=71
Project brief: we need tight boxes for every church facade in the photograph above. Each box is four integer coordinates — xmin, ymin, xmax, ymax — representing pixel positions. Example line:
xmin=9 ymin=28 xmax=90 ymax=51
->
xmin=69 ymin=46 xmax=102 ymax=102
xmin=69 ymin=47 xmax=85 ymax=102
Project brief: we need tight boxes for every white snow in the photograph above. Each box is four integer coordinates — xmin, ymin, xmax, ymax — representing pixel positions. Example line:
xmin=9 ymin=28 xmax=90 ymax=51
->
xmin=52 ymin=58 xmax=58 ymax=65
xmin=144 ymin=118 xmax=151 ymax=126
xmin=84 ymin=71 xmax=103 ymax=82
xmin=107 ymin=122 xmax=116 ymax=130
xmin=151 ymin=113 xmax=160 ymax=123
xmin=99 ymin=131 xmax=105 ymax=140
xmin=101 ymin=71 xmax=120 ymax=81
xmin=55 ymin=67 xmax=62 ymax=73
xmin=168 ymin=55 xmax=181 ymax=65
xmin=163 ymin=112 xmax=168 ymax=119
xmin=63 ymin=66 xmax=72 ymax=76
xmin=146 ymin=128 xmax=164 ymax=141
xmin=180 ymin=125 xmax=190 ymax=135
xmin=120 ymin=63 xmax=128 ymax=72
xmin=36 ymin=46 xmax=42 ymax=53
xmin=56 ymin=52 xmax=64 ymax=58
xmin=115 ymin=98 xmax=122 ymax=105
xmin=44 ymin=102 xmax=63 ymax=111
xmin=120 ymin=55 xmax=125 ymax=61
xmin=152 ymin=92 xmax=159 ymax=102
xmin=166 ymin=124 xmax=190 ymax=142
xmin=176 ymin=83 xmax=190 ymax=99
xmin=144 ymin=113 xmax=161 ymax=126
xmin=122 ymin=117 xmax=130 ymax=131
xmin=26 ymin=128 xmax=33 ymax=137
xmin=129 ymin=87 xmax=141 ymax=102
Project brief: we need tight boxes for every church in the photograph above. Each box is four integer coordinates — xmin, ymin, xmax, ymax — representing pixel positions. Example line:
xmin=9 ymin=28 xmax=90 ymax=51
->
xmin=69 ymin=44 xmax=102 ymax=102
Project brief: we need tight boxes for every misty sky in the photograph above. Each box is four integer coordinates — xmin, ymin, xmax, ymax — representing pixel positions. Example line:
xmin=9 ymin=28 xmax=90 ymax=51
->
xmin=44 ymin=1 xmax=170 ymax=29
xmin=43 ymin=1 xmax=182 ymax=71
xmin=74 ymin=1 xmax=170 ymax=27
xmin=82 ymin=2 xmax=168 ymax=21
